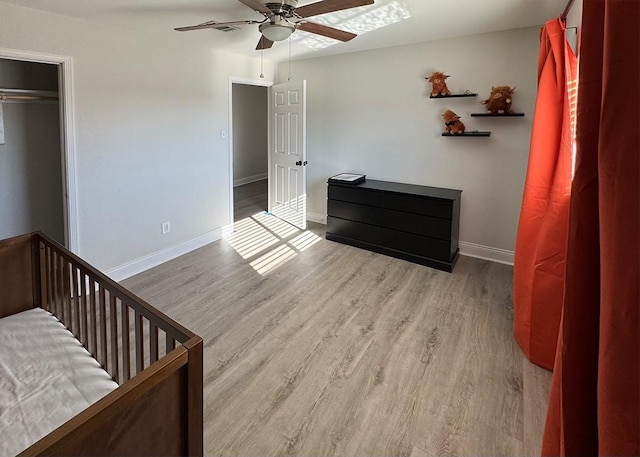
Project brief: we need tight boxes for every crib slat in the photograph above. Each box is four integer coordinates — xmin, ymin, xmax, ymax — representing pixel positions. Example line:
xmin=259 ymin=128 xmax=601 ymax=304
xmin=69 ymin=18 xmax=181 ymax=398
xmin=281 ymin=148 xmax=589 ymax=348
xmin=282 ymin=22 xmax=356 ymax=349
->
xmin=99 ymin=286 xmax=108 ymax=369
xmin=63 ymin=259 xmax=71 ymax=328
xmin=60 ymin=256 xmax=66 ymax=321
xmin=121 ymin=301 xmax=131 ymax=382
xmin=135 ymin=312 xmax=144 ymax=374
xmin=59 ymin=256 xmax=66 ymax=320
xmin=57 ymin=254 xmax=63 ymax=318
xmin=72 ymin=265 xmax=80 ymax=337
xmin=64 ymin=261 xmax=70 ymax=320
xmin=52 ymin=252 xmax=60 ymax=319
xmin=166 ymin=333 xmax=176 ymax=354
xmin=110 ymin=294 xmax=119 ymax=383
xmin=51 ymin=248 xmax=57 ymax=315
xmin=90 ymin=278 xmax=98 ymax=358
xmin=80 ymin=270 xmax=88 ymax=347
xmin=50 ymin=251 xmax=57 ymax=316
xmin=67 ymin=262 xmax=73 ymax=333
xmin=38 ymin=243 xmax=47 ymax=311
xmin=150 ymin=324 xmax=159 ymax=364
xmin=46 ymin=246 xmax=54 ymax=313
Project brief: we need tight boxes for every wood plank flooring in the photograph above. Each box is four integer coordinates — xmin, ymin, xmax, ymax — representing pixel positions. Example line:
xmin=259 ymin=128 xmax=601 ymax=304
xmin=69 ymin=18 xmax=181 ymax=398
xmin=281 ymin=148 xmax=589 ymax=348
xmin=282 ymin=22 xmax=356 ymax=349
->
xmin=121 ymin=215 xmax=551 ymax=456
xmin=234 ymin=180 xmax=267 ymax=222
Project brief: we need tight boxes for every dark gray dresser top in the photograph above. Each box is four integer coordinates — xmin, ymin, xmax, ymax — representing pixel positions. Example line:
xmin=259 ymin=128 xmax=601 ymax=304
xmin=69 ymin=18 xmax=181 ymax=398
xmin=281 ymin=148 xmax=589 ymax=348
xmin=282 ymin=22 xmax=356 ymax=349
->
xmin=328 ymin=179 xmax=462 ymax=201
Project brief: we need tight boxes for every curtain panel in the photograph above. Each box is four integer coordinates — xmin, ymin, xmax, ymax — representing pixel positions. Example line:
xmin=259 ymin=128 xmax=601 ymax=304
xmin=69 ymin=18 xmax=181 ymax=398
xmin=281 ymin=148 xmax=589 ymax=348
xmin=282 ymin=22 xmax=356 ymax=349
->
xmin=542 ymin=0 xmax=640 ymax=454
xmin=513 ymin=17 xmax=577 ymax=370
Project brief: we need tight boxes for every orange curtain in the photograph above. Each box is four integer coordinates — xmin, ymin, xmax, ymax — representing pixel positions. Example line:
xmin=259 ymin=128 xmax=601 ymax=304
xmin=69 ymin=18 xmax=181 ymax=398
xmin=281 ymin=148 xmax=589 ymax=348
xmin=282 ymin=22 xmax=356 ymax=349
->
xmin=542 ymin=0 xmax=640 ymax=455
xmin=513 ymin=18 xmax=577 ymax=370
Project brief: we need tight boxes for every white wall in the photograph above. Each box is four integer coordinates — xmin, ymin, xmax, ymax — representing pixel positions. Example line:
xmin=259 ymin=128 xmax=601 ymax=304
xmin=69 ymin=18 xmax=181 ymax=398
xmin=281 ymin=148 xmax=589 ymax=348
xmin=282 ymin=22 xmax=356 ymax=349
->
xmin=565 ymin=0 xmax=583 ymax=54
xmin=280 ymin=27 xmax=539 ymax=256
xmin=0 ymin=1 xmax=276 ymax=274
xmin=0 ymin=59 xmax=65 ymax=243
xmin=232 ymin=84 xmax=267 ymax=185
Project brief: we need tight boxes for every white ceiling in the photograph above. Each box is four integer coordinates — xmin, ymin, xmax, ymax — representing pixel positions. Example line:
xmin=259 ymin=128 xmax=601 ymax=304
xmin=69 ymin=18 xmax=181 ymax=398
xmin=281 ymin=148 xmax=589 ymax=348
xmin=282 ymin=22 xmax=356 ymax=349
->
xmin=3 ymin=0 xmax=567 ymax=62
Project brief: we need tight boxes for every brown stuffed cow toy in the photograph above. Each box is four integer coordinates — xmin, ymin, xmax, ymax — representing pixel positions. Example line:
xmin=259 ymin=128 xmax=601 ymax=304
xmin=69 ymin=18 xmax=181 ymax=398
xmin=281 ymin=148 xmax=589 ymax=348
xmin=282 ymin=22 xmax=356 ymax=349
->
xmin=443 ymin=110 xmax=465 ymax=134
xmin=427 ymin=71 xmax=451 ymax=96
xmin=483 ymin=85 xmax=516 ymax=114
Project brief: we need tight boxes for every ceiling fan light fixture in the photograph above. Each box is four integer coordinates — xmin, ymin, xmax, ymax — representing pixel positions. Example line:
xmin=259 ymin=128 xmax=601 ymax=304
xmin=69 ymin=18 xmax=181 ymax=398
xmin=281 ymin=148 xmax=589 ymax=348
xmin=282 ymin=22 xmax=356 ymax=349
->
xmin=259 ymin=21 xmax=295 ymax=41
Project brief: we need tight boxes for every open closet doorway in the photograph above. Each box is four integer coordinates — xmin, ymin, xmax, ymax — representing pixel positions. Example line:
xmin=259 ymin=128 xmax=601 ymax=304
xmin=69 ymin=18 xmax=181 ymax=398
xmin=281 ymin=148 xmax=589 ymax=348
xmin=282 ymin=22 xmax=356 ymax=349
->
xmin=230 ymin=80 xmax=270 ymax=223
xmin=0 ymin=49 xmax=77 ymax=251
xmin=0 ymin=58 xmax=66 ymax=245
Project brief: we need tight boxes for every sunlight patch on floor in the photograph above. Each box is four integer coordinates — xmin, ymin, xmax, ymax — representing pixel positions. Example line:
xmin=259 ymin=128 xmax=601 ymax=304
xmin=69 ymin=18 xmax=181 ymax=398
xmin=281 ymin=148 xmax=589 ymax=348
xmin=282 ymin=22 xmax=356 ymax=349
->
xmin=252 ymin=212 xmax=299 ymax=238
xmin=288 ymin=230 xmax=321 ymax=252
xmin=250 ymin=244 xmax=297 ymax=275
xmin=224 ymin=217 xmax=279 ymax=259
xmin=225 ymin=212 xmax=323 ymax=275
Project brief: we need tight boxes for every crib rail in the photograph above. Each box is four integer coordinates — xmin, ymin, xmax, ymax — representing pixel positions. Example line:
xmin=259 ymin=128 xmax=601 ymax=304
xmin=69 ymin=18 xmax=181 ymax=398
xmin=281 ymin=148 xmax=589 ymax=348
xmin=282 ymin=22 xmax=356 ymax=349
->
xmin=34 ymin=233 xmax=197 ymax=386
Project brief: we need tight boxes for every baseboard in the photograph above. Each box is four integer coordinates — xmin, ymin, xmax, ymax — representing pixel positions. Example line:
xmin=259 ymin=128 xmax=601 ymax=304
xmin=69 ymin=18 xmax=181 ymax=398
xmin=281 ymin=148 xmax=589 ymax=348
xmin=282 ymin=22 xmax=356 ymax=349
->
xmin=234 ymin=173 xmax=267 ymax=187
xmin=303 ymin=214 xmax=512 ymax=265
xmin=306 ymin=211 xmax=327 ymax=224
xmin=106 ymin=229 xmax=222 ymax=282
xmin=459 ymin=241 xmax=514 ymax=265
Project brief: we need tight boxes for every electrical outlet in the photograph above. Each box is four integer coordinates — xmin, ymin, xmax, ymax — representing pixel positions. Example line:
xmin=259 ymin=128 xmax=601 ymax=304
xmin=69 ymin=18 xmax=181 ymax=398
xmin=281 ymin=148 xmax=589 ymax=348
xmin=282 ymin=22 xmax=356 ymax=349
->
xmin=161 ymin=221 xmax=171 ymax=234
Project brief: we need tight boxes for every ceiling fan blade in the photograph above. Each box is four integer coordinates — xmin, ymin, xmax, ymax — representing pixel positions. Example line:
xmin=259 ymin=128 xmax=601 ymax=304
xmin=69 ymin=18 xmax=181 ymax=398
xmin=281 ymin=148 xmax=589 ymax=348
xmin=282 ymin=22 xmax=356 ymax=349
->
xmin=297 ymin=22 xmax=357 ymax=42
xmin=256 ymin=36 xmax=274 ymax=50
xmin=295 ymin=0 xmax=374 ymax=18
xmin=237 ymin=0 xmax=273 ymax=15
xmin=175 ymin=20 xmax=260 ymax=32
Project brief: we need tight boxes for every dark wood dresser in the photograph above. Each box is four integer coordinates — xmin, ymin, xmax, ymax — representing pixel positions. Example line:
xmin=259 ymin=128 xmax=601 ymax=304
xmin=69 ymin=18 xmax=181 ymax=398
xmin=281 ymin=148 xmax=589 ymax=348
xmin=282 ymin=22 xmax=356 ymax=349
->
xmin=326 ymin=179 xmax=462 ymax=272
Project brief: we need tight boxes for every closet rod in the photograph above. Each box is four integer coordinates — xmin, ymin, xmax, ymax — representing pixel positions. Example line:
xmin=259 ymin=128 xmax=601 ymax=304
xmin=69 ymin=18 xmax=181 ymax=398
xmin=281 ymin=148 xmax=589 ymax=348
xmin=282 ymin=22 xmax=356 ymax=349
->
xmin=0 ymin=88 xmax=59 ymax=102
xmin=0 ymin=94 xmax=59 ymax=102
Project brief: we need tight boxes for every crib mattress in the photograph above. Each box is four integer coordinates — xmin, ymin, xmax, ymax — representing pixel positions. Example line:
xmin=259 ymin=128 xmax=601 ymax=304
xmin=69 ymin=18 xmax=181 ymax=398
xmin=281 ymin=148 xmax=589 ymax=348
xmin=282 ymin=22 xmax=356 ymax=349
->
xmin=0 ymin=308 xmax=118 ymax=456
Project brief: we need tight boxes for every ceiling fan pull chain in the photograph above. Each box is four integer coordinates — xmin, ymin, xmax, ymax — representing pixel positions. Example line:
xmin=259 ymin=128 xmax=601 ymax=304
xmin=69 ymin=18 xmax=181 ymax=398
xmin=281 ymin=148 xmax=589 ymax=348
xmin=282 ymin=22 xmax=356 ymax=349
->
xmin=288 ymin=35 xmax=292 ymax=81
xmin=260 ymin=47 xmax=264 ymax=79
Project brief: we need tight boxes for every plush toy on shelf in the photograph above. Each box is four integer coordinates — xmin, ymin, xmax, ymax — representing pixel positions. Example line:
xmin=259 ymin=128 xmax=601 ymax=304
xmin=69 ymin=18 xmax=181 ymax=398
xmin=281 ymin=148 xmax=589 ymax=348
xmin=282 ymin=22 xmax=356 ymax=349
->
xmin=483 ymin=85 xmax=516 ymax=114
xmin=443 ymin=110 xmax=465 ymax=134
xmin=427 ymin=71 xmax=451 ymax=96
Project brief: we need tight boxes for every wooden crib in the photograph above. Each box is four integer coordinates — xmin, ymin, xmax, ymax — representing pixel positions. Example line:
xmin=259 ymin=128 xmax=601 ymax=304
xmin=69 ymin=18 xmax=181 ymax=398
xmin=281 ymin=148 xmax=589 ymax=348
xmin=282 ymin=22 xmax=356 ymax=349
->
xmin=0 ymin=232 xmax=203 ymax=456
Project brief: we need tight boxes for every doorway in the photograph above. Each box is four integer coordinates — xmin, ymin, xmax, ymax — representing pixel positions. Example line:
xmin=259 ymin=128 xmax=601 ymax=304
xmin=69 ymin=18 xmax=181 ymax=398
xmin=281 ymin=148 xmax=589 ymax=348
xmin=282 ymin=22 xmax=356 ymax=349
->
xmin=0 ymin=58 xmax=65 ymax=245
xmin=230 ymin=79 xmax=270 ymax=223
xmin=228 ymin=77 xmax=307 ymax=230
xmin=0 ymin=48 xmax=77 ymax=251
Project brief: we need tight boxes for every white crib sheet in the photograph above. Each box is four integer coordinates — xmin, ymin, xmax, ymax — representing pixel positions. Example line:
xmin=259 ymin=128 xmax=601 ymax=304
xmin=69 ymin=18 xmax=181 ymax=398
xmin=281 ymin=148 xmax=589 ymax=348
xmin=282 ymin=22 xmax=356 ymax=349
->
xmin=0 ymin=308 xmax=118 ymax=456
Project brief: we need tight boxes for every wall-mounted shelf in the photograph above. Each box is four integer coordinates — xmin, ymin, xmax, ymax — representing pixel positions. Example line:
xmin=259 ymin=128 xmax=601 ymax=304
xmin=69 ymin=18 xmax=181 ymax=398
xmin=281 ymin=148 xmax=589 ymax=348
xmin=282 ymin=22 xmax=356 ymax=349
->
xmin=430 ymin=93 xmax=477 ymax=99
xmin=442 ymin=131 xmax=491 ymax=137
xmin=470 ymin=112 xmax=525 ymax=117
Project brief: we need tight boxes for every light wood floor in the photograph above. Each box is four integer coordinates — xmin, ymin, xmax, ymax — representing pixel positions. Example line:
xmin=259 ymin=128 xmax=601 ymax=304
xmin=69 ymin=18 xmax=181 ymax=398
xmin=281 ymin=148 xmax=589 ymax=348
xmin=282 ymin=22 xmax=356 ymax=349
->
xmin=234 ymin=180 xmax=267 ymax=222
xmin=122 ymin=215 xmax=551 ymax=457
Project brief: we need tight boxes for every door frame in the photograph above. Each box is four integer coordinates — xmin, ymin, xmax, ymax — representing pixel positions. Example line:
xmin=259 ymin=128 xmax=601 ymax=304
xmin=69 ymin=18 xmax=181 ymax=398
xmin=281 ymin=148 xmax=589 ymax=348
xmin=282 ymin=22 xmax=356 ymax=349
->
xmin=227 ymin=76 xmax=273 ymax=227
xmin=0 ymin=47 xmax=79 ymax=252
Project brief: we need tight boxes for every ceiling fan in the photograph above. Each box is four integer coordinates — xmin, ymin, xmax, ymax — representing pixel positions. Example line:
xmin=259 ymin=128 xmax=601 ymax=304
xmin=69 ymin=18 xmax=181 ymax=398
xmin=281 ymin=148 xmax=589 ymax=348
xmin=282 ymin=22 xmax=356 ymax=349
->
xmin=175 ymin=0 xmax=375 ymax=50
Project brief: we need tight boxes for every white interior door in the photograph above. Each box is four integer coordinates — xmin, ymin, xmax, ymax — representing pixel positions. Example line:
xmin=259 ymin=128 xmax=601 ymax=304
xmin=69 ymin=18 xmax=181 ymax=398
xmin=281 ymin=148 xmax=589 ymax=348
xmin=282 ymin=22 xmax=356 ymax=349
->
xmin=269 ymin=79 xmax=307 ymax=229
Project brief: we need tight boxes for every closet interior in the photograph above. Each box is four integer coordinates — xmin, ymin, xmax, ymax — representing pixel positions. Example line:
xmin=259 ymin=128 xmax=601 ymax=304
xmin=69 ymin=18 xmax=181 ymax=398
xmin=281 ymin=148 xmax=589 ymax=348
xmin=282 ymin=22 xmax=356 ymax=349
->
xmin=0 ymin=58 xmax=65 ymax=245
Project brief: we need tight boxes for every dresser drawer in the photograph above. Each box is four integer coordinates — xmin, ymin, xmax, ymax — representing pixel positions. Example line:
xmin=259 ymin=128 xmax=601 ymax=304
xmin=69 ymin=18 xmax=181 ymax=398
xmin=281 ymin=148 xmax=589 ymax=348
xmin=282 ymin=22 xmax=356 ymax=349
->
xmin=327 ymin=216 xmax=453 ymax=262
xmin=328 ymin=199 xmax=452 ymax=240
xmin=328 ymin=186 xmax=453 ymax=219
